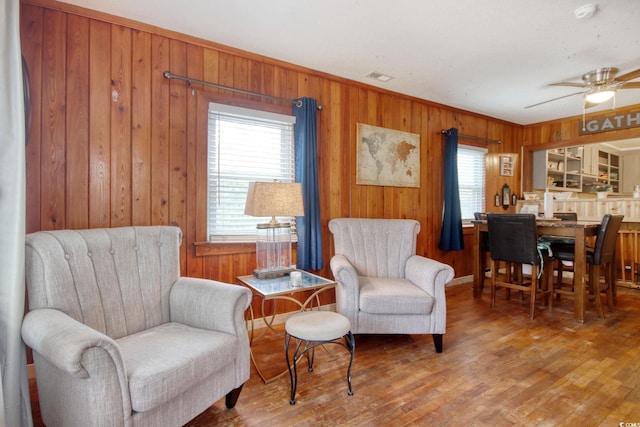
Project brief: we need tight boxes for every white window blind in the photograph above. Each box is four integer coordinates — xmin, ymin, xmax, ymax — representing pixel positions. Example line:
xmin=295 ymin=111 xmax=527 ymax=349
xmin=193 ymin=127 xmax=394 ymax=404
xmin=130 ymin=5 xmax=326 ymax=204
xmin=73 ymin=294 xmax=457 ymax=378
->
xmin=207 ymin=102 xmax=296 ymax=242
xmin=458 ymin=145 xmax=487 ymax=221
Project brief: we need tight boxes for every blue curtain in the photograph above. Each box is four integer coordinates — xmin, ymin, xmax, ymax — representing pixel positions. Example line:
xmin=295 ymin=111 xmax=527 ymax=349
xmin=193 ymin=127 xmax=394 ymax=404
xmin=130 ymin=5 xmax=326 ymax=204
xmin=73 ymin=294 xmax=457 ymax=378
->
xmin=439 ymin=128 xmax=464 ymax=251
xmin=293 ymin=98 xmax=323 ymax=270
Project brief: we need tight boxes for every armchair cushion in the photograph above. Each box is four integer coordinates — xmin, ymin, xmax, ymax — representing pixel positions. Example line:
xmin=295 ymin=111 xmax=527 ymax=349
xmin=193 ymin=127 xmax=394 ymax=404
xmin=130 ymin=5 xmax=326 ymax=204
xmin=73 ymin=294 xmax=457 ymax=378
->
xmin=118 ymin=322 xmax=238 ymax=412
xmin=359 ymin=277 xmax=434 ymax=315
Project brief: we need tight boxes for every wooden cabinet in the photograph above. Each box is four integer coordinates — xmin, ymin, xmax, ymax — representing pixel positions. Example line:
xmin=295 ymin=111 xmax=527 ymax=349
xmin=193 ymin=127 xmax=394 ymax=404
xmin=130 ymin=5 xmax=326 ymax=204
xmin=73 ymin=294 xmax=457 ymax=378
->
xmin=533 ymin=147 xmax=582 ymax=191
xmin=597 ymin=149 xmax=620 ymax=193
xmin=535 ymin=144 xmax=623 ymax=193
xmin=581 ymin=145 xmax=599 ymax=177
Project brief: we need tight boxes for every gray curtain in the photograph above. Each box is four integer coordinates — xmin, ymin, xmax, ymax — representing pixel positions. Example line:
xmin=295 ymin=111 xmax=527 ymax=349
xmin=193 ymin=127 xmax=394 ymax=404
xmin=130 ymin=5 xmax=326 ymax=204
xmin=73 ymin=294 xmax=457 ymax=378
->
xmin=0 ymin=0 xmax=33 ymax=426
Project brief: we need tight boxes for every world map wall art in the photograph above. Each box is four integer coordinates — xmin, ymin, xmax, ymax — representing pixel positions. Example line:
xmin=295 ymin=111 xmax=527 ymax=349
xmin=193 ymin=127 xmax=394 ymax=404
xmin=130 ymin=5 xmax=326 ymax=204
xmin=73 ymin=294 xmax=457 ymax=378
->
xmin=356 ymin=123 xmax=420 ymax=188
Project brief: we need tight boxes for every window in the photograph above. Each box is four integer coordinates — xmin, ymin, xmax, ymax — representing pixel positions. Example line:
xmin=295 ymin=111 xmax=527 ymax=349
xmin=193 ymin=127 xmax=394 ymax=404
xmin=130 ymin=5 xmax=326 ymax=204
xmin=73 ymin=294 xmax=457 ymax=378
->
xmin=207 ymin=102 xmax=296 ymax=242
xmin=458 ymin=145 xmax=487 ymax=221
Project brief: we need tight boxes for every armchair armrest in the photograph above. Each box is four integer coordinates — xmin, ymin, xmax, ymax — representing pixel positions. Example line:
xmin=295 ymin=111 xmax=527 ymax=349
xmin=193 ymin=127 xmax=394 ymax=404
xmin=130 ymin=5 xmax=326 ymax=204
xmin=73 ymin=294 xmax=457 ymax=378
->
xmin=330 ymin=254 xmax=360 ymax=317
xmin=170 ymin=277 xmax=252 ymax=337
xmin=405 ymin=255 xmax=454 ymax=295
xmin=21 ymin=308 xmax=125 ymax=379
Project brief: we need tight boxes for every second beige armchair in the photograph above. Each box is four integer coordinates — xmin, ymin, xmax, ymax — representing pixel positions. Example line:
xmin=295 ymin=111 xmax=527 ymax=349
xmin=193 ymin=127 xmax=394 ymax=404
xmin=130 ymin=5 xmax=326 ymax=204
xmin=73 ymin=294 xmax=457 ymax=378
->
xmin=328 ymin=218 xmax=454 ymax=353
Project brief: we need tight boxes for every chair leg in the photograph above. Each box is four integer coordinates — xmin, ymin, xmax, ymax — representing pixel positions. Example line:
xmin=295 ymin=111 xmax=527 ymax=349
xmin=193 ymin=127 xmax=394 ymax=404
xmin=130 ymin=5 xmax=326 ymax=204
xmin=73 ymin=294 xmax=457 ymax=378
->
xmin=345 ymin=332 xmax=355 ymax=396
xmin=529 ymin=265 xmax=538 ymax=320
xmin=490 ymin=260 xmax=497 ymax=309
xmin=285 ymin=333 xmax=303 ymax=405
xmin=590 ymin=265 xmax=605 ymax=319
xmin=432 ymin=333 xmax=443 ymax=353
xmin=225 ymin=385 xmax=244 ymax=409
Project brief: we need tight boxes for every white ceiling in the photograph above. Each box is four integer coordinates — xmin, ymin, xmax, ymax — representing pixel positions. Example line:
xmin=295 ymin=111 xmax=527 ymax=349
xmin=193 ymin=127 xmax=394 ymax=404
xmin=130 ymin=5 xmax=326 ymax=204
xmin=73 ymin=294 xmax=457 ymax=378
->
xmin=60 ymin=0 xmax=640 ymax=125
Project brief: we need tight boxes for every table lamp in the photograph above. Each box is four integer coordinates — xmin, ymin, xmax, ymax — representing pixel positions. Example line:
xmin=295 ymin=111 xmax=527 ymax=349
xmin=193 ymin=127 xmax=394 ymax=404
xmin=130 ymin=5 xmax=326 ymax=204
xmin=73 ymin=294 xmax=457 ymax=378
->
xmin=244 ymin=181 xmax=304 ymax=278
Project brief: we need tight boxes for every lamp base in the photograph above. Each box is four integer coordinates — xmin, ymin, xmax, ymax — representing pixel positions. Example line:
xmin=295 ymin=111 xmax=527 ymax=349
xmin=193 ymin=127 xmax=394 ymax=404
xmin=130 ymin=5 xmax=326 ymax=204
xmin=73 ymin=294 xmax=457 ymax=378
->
xmin=253 ymin=267 xmax=296 ymax=279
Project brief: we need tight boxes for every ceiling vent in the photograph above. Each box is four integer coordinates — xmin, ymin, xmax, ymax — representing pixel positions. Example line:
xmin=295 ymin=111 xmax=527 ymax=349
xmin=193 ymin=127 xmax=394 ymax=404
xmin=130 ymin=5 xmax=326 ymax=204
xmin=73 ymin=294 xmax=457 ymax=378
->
xmin=366 ymin=71 xmax=393 ymax=82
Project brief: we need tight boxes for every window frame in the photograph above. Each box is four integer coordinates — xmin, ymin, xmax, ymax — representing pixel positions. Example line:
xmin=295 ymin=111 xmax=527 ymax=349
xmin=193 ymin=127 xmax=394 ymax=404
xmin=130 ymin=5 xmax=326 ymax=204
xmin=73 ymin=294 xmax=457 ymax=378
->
xmin=206 ymin=102 xmax=297 ymax=243
xmin=457 ymin=144 xmax=487 ymax=223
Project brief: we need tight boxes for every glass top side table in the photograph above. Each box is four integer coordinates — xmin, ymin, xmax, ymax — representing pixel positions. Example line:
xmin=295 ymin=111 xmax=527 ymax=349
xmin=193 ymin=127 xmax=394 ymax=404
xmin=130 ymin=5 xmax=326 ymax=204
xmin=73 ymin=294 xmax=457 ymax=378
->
xmin=236 ymin=270 xmax=336 ymax=383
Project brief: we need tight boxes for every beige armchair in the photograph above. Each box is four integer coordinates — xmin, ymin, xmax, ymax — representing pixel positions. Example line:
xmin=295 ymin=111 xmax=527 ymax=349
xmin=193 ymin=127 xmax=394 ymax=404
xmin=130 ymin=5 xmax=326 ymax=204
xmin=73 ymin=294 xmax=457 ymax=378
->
xmin=329 ymin=218 xmax=454 ymax=352
xmin=22 ymin=226 xmax=252 ymax=427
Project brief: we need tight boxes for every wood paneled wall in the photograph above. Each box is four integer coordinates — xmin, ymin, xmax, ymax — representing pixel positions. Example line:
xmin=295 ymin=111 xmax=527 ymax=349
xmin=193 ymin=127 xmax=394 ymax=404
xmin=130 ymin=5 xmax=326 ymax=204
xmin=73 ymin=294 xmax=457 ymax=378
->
xmin=20 ymin=0 xmax=525 ymax=313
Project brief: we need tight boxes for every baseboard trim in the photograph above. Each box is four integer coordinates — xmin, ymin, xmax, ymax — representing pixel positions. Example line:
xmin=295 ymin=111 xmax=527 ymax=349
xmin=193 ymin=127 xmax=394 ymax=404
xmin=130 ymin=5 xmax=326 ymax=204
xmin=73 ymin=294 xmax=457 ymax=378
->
xmin=447 ymin=275 xmax=473 ymax=287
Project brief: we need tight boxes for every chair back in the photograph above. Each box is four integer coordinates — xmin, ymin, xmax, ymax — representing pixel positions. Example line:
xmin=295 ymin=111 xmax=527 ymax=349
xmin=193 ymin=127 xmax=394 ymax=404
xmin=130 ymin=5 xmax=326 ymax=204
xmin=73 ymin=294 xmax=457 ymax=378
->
xmin=329 ymin=218 xmax=419 ymax=278
xmin=554 ymin=212 xmax=577 ymax=221
xmin=487 ymin=213 xmax=539 ymax=265
xmin=25 ymin=226 xmax=182 ymax=339
xmin=591 ymin=214 xmax=624 ymax=265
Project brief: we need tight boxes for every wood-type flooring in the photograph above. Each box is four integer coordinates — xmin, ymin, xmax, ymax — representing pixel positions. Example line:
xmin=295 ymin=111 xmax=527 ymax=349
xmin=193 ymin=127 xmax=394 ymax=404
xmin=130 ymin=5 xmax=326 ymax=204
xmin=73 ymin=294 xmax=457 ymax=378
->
xmin=30 ymin=283 xmax=640 ymax=426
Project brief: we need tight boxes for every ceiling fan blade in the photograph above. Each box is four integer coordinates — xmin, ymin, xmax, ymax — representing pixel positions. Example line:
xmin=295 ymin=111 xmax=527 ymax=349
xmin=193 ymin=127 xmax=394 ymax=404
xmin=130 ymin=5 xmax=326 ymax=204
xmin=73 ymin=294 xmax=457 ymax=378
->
xmin=616 ymin=67 xmax=640 ymax=82
xmin=524 ymin=91 xmax=587 ymax=109
xmin=549 ymin=82 xmax=588 ymax=88
xmin=620 ymin=81 xmax=640 ymax=89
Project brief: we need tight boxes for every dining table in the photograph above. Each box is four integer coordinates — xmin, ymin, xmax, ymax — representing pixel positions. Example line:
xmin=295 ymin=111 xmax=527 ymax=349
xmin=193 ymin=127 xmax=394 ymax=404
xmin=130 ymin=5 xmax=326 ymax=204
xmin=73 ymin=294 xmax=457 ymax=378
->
xmin=472 ymin=218 xmax=601 ymax=323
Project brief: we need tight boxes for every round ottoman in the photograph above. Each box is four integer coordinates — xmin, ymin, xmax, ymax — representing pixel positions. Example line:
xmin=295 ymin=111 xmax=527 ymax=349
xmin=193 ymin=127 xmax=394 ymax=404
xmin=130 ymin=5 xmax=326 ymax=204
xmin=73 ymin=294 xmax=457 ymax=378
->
xmin=284 ymin=311 xmax=355 ymax=405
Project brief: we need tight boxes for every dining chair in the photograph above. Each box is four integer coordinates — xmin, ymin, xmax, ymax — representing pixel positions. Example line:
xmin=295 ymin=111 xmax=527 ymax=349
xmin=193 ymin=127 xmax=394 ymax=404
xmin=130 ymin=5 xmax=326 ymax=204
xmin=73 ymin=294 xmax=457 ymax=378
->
xmin=551 ymin=214 xmax=624 ymax=318
xmin=550 ymin=212 xmax=578 ymax=289
xmin=486 ymin=213 xmax=552 ymax=319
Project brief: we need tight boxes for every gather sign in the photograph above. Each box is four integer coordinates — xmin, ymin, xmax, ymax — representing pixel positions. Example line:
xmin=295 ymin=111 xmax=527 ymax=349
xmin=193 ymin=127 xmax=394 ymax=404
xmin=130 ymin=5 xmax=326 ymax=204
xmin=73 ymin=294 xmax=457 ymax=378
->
xmin=579 ymin=111 xmax=640 ymax=135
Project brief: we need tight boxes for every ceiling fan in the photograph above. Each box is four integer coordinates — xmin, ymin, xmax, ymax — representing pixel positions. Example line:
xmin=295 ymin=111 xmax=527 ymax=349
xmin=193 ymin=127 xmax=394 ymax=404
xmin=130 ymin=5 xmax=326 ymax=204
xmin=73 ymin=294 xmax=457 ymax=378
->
xmin=525 ymin=66 xmax=640 ymax=109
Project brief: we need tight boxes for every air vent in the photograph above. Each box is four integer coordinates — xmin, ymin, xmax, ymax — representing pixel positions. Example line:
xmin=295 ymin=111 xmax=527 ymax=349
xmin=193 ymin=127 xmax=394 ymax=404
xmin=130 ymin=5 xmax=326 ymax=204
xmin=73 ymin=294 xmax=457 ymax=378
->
xmin=366 ymin=71 xmax=393 ymax=82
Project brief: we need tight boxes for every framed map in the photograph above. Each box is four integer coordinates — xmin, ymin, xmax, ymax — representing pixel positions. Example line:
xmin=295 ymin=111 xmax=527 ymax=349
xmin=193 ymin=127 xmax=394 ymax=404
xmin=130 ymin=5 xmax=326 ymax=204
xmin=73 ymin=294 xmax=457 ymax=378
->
xmin=356 ymin=123 xmax=420 ymax=188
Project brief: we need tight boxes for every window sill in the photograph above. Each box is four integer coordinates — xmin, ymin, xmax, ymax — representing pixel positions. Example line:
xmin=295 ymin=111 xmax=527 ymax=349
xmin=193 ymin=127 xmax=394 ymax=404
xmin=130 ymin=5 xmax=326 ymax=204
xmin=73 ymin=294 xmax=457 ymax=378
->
xmin=194 ymin=241 xmax=256 ymax=257
xmin=194 ymin=241 xmax=298 ymax=257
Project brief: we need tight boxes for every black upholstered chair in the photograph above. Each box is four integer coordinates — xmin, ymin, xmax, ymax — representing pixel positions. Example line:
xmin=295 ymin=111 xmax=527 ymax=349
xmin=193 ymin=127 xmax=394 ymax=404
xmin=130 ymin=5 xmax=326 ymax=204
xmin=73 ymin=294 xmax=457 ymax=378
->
xmin=551 ymin=214 xmax=624 ymax=318
xmin=486 ymin=213 xmax=552 ymax=319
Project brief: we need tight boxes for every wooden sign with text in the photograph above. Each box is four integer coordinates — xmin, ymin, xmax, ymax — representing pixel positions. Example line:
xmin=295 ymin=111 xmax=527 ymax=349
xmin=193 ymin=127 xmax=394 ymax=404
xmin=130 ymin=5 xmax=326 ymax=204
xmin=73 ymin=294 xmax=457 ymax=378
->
xmin=579 ymin=111 xmax=640 ymax=135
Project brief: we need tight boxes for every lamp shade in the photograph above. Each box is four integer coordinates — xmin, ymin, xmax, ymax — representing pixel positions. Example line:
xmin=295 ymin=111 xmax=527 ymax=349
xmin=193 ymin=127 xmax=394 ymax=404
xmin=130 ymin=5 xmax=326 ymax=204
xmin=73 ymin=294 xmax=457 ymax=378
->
xmin=585 ymin=88 xmax=615 ymax=104
xmin=244 ymin=181 xmax=305 ymax=221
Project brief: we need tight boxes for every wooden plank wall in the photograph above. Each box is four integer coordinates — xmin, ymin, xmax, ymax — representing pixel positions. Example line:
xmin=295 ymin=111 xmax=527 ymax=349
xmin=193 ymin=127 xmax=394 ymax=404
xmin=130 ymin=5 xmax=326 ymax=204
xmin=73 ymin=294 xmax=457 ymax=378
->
xmin=20 ymin=0 xmax=525 ymax=313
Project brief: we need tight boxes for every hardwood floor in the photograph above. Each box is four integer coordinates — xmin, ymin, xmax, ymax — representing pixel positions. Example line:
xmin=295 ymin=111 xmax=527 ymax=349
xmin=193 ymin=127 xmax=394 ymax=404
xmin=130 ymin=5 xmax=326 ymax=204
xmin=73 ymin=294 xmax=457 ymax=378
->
xmin=30 ymin=283 xmax=640 ymax=426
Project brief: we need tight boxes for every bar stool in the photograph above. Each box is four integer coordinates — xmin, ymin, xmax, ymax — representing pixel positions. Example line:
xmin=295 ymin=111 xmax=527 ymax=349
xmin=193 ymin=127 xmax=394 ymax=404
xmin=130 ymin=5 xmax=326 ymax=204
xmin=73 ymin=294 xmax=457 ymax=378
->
xmin=284 ymin=311 xmax=355 ymax=405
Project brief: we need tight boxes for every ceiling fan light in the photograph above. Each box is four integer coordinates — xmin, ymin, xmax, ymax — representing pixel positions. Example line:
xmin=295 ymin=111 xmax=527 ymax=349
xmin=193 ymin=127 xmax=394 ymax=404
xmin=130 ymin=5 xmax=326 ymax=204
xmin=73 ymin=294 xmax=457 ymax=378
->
xmin=584 ymin=89 xmax=615 ymax=104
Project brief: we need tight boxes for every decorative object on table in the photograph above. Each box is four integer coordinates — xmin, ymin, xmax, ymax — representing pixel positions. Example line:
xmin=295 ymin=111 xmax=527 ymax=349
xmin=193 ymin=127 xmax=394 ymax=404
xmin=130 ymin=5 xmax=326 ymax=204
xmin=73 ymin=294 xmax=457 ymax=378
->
xmin=356 ymin=123 xmax=420 ymax=188
xmin=499 ymin=154 xmax=515 ymax=176
xmin=543 ymin=187 xmax=554 ymax=218
xmin=289 ymin=270 xmax=302 ymax=287
xmin=595 ymin=183 xmax=611 ymax=199
xmin=245 ymin=180 xmax=305 ymax=278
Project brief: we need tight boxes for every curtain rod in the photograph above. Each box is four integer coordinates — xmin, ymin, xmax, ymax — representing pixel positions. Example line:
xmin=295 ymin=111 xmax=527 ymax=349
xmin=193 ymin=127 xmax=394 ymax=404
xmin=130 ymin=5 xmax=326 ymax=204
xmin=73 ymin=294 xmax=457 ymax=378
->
xmin=163 ymin=71 xmax=322 ymax=110
xmin=441 ymin=129 xmax=501 ymax=144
